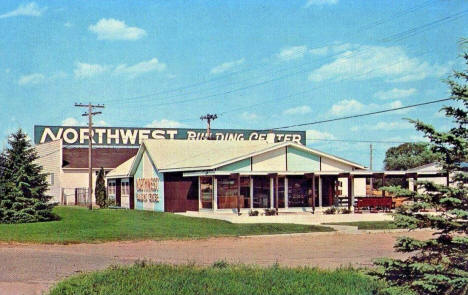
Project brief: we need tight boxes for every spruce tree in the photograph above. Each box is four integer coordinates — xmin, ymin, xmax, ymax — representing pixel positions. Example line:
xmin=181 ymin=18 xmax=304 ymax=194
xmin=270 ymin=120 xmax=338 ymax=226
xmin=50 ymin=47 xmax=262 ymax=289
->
xmin=0 ymin=129 xmax=56 ymax=223
xmin=372 ymin=52 xmax=468 ymax=294
xmin=95 ymin=167 xmax=108 ymax=208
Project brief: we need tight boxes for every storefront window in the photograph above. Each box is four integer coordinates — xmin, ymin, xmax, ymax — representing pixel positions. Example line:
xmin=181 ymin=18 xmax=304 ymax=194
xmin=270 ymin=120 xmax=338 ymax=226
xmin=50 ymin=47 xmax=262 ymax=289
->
xmin=253 ymin=176 xmax=270 ymax=208
xmin=217 ymin=176 xmax=239 ymax=209
xmin=288 ymin=176 xmax=311 ymax=207
xmin=200 ymin=177 xmax=213 ymax=209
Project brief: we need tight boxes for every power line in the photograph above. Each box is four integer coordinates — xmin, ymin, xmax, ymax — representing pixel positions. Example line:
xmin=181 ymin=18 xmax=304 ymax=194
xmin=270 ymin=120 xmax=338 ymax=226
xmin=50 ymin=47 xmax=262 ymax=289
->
xmin=264 ymin=97 xmax=452 ymax=131
xmin=306 ymin=138 xmax=411 ymax=144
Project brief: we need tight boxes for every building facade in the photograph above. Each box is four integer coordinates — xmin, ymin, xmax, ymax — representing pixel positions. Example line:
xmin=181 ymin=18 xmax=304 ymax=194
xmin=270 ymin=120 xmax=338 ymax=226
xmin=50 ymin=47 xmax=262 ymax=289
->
xmin=107 ymin=140 xmax=368 ymax=213
xmin=34 ymin=125 xmax=306 ymax=205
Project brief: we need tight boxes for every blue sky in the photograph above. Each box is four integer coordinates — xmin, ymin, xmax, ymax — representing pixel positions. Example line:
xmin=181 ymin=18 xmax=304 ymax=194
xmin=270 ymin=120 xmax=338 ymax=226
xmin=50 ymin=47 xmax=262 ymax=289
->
xmin=0 ymin=0 xmax=467 ymax=169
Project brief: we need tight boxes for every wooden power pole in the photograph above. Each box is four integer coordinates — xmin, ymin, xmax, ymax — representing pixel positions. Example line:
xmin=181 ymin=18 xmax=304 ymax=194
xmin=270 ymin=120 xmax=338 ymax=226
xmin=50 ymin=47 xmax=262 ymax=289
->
xmin=200 ymin=113 xmax=217 ymax=140
xmin=75 ymin=102 xmax=104 ymax=210
xmin=369 ymin=144 xmax=373 ymax=194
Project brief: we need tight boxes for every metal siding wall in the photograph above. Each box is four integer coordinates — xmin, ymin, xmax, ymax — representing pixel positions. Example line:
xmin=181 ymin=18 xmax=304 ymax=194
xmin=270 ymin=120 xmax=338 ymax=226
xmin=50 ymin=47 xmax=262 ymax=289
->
xmin=217 ymin=158 xmax=251 ymax=172
xmin=286 ymin=147 xmax=320 ymax=171
xmin=34 ymin=140 xmax=62 ymax=203
xmin=252 ymin=147 xmax=286 ymax=171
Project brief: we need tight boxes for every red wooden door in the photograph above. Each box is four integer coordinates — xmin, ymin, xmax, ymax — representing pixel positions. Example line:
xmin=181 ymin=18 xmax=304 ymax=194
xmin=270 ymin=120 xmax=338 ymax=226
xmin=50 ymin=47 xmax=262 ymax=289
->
xmin=164 ymin=173 xmax=199 ymax=212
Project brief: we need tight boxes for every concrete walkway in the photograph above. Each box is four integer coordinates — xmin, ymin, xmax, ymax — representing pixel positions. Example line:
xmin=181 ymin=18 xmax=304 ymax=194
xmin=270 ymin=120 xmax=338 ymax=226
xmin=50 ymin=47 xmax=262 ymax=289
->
xmin=177 ymin=211 xmax=394 ymax=225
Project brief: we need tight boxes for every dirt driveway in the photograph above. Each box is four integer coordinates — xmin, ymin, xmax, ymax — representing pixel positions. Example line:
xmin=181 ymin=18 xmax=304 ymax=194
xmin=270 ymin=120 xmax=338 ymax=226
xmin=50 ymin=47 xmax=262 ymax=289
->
xmin=0 ymin=230 xmax=433 ymax=295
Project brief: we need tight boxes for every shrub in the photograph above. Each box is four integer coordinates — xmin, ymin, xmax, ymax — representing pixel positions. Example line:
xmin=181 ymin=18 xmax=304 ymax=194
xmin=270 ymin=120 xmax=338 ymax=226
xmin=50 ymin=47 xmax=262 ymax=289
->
xmin=212 ymin=260 xmax=229 ymax=268
xmin=340 ymin=208 xmax=351 ymax=214
xmin=323 ymin=207 xmax=337 ymax=214
xmin=248 ymin=209 xmax=259 ymax=216
xmin=264 ymin=208 xmax=277 ymax=216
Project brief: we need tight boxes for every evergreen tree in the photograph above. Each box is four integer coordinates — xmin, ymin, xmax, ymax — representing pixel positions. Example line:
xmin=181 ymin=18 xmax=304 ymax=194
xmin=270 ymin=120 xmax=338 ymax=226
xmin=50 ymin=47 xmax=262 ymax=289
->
xmin=95 ymin=167 xmax=108 ymax=208
xmin=372 ymin=52 xmax=468 ymax=294
xmin=0 ymin=129 xmax=56 ymax=223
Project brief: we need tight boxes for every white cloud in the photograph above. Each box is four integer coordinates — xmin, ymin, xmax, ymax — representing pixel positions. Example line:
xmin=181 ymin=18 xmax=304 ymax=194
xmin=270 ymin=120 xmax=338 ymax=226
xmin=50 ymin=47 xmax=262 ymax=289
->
xmin=306 ymin=129 xmax=335 ymax=140
xmin=74 ymin=62 xmax=108 ymax=79
xmin=210 ymin=58 xmax=245 ymax=74
xmin=308 ymin=45 xmax=450 ymax=83
xmin=329 ymin=99 xmax=408 ymax=116
xmin=114 ymin=58 xmax=166 ymax=79
xmin=89 ymin=18 xmax=146 ymax=41
xmin=61 ymin=117 xmax=81 ymax=126
xmin=329 ymin=99 xmax=365 ymax=116
xmin=64 ymin=21 xmax=72 ymax=27
xmin=374 ymin=88 xmax=417 ymax=100
xmin=309 ymin=47 xmax=329 ymax=56
xmin=277 ymin=46 xmax=308 ymax=61
xmin=94 ymin=120 xmax=108 ymax=126
xmin=305 ymin=0 xmax=338 ymax=7
xmin=283 ymin=105 xmax=311 ymax=115
xmin=241 ymin=112 xmax=258 ymax=120
xmin=145 ymin=119 xmax=184 ymax=128
xmin=352 ymin=121 xmax=412 ymax=132
xmin=18 ymin=73 xmax=45 ymax=86
xmin=0 ymin=2 xmax=46 ymax=19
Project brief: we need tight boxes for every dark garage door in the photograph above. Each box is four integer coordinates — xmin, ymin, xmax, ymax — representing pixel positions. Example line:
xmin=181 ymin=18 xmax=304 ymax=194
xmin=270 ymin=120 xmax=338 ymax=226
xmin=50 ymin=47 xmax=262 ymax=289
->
xmin=164 ymin=173 xmax=199 ymax=212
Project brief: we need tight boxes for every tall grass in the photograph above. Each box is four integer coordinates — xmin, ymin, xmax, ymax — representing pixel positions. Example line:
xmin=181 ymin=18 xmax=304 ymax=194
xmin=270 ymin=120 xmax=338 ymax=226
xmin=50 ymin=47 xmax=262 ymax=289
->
xmin=0 ymin=206 xmax=333 ymax=244
xmin=48 ymin=263 xmax=384 ymax=295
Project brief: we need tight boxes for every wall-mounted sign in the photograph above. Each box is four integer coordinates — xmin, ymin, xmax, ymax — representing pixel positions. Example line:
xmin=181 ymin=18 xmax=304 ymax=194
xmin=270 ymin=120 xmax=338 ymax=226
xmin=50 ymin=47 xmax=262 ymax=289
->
xmin=34 ymin=125 xmax=306 ymax=146
xmin=136 ymin=177 xmax=160 ymax=202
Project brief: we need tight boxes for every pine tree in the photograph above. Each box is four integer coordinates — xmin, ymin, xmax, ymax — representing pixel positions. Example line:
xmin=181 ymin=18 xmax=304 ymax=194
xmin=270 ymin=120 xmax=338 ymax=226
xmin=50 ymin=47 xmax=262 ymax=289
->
xmin=0 ymin=129 xmax=56 ymax=223
xmin=95 ymin=167 xmax=108 ymax=208
xmin=372 ymin=52 xmax=468 ymax=294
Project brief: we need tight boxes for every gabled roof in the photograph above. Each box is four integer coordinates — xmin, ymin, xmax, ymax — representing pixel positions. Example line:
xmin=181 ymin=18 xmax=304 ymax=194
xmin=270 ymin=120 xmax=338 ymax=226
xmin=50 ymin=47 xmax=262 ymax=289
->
xmin=407 ymin=162 xmax=441 ymax=172
xmin=106 ymin=156 xmax=135 ymax=178
xmin=126 ymin=140 xmax=366 ymax=174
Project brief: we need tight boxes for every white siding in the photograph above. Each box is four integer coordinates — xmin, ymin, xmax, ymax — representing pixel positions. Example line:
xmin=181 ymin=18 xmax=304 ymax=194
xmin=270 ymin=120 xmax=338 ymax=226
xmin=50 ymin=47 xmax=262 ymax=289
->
xmin=252 ymin=147 xmax=286 ymax=171
xmin=35 ymin=140 xmax=62 ymax=203
xmin=320 ymin=157 xmax=354 ymax=171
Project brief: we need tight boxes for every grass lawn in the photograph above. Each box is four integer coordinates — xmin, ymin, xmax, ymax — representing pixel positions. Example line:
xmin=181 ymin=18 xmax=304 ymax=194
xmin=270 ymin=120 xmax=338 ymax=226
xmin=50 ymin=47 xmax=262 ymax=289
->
xmin=0 ymin=206 xmax=333 ymax=244
xmin=324 ymin=221 xmax=399 ymax=230
xmin=48 ymin=263 xmax=384 ymax=295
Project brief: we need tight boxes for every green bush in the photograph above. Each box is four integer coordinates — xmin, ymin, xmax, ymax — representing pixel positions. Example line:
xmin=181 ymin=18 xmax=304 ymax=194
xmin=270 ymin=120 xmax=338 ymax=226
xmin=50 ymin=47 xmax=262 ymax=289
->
xmin=323 ymin=207 xmax=337 ymax=215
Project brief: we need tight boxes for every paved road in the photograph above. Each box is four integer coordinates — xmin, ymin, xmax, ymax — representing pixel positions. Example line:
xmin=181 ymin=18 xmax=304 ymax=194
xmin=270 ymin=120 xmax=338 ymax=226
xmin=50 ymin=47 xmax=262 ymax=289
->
xmin=0 ymin=230 xmax=433 ymax=295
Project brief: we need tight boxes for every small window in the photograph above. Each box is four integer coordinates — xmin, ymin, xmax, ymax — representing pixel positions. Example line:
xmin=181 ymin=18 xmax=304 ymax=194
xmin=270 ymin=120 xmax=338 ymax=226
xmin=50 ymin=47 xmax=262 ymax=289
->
xmin=108 ymin=181 xmax=116 ymax=195
xmin=121 ymin=180 xmax=130 ymax=196
xmin=49 ymin=173 xmax=54 ymax=185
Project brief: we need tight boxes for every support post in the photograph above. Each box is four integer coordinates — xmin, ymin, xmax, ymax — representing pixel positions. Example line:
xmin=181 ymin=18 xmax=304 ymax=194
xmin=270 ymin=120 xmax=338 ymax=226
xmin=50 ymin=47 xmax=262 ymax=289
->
xmin=275 ymin=175 xmax=279 ymax=215
xmin=284 ymin=177 xmax=288 ymax=209
xmin=312 ymin=175 xmax=316 ymax=214
xmin=213 ymin=176 xmax=218 ymax=211
xmin=250 ymin=177 xmax=253 ymax=210
xmin=382 ymin=174 xmax=386 ymax=197
xmin=305 ymin=173 xmax=316 ymax=213
xmin=347 ymin=175 xmax=353 ymax=210
xmin=237 ymin=174 xmax=241 ymax=215
xmin=318 ymin=176 xmax=322 ymax=207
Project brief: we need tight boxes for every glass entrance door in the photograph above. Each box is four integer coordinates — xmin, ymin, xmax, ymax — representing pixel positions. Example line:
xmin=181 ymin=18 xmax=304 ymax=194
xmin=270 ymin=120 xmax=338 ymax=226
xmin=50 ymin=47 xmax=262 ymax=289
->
xmin=253 ymin=176 xmax=270 ymax=208
xmin=200 ymin=176 xmax=213 ymax=209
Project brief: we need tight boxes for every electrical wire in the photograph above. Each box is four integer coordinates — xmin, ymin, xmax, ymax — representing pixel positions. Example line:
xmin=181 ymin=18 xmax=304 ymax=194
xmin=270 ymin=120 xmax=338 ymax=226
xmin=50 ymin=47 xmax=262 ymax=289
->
xmin=262 ymin=98 xmax=452 ymax=131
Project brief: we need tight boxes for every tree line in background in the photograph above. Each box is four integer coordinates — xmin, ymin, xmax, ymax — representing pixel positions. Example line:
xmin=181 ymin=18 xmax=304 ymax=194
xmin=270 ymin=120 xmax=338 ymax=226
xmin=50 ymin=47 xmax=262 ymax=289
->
xmin=0 ymin=129 xmax=56 ymax=223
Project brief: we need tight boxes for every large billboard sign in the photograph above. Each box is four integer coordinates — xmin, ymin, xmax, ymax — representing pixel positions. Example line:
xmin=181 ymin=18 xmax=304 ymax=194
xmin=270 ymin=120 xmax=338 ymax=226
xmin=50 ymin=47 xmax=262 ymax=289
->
xmin=34 ymin=125 xmax=306 ymax=146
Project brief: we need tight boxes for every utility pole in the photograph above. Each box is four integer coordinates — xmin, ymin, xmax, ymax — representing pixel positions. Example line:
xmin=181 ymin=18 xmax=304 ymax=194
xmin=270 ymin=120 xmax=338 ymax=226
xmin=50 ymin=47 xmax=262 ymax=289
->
xmin=369 ymin=144 xmax=373 ymax=194
xmin=75 ymin=102 xmax=104 ymax=210
xmin=200 ymin=113 xmax=217 ymax=140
